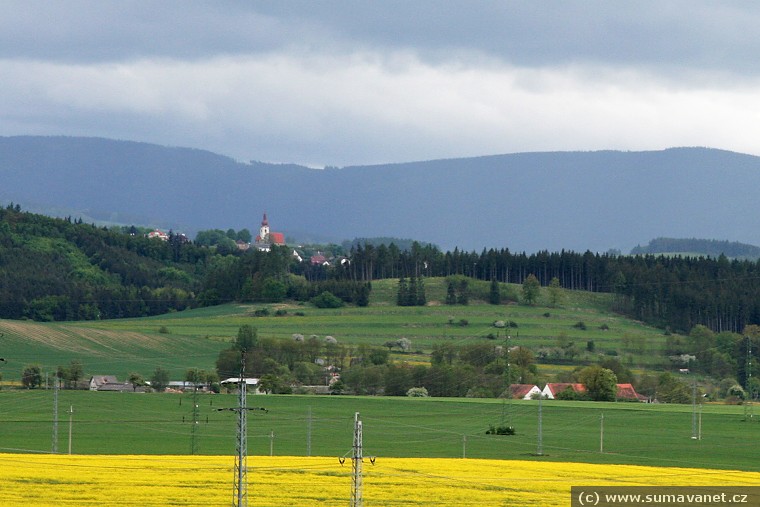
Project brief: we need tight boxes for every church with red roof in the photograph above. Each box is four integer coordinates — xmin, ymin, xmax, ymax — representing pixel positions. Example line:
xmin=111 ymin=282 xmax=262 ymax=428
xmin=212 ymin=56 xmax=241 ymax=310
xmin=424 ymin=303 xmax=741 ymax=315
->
xmin=254 ymin=212 xmax=285 ymax=251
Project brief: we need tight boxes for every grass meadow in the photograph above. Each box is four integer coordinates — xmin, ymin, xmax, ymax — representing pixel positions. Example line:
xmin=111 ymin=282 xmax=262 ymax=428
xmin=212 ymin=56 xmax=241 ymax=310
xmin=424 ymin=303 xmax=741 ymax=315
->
xmin=1 ymin=391 xmax=758 ymax=472
xmin=0 ymin=278 xmax=672 ymax=380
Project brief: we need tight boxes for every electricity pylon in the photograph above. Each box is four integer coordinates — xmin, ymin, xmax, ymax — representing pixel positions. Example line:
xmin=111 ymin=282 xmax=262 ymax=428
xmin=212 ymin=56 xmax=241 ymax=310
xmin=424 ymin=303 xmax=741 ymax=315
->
xmin=217 ymin=361 xmax=266 ymax=507
xmin=351 ymin=412 xmax=363 ymax=507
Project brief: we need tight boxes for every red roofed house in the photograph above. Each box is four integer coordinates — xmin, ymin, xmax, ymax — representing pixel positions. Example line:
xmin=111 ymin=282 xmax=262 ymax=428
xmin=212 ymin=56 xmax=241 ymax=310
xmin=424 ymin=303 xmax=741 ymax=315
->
xmin=542 ymin=383 xmax=586 ymax=399
xmin=254 ymin=212 xmax=286 ymax=251
xmin=310 ymin=252 xmax=329 ymax=266
xmin=543 ymin=382 xmax=647 ymax=401
xmin=616 ymin=383 xmax=647 ymax=401
xmin=147 ymin=229 xmax=169 ymax=241
xmin=506 ymin=384 xmax=542 ymax=400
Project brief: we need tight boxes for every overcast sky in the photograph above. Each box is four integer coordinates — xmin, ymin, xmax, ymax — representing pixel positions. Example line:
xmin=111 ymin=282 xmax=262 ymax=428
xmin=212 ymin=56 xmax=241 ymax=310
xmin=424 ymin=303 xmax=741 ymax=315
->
xmin=3 ymin=1 xmax=760 ymax=167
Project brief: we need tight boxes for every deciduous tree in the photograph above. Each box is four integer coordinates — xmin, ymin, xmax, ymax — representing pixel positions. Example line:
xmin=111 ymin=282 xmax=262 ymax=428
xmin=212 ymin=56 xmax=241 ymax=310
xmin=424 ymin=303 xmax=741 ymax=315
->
xmin=578 ymin=365 xmax=618 ymax=401
xmin=521 ymin=274 xmax=540 ymax=306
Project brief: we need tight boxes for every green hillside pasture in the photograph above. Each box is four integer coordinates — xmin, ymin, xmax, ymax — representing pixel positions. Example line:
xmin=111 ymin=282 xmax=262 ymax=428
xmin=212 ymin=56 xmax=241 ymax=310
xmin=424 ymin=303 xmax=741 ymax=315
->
xmin=0 ymin=319 xmax=227 ymax=380
xmin=88 ymin=299 xmax=668 ymax=365
xmin=0 ymin=391 xmax=757 ymax=472
xmin=0 ymin=278 xmax=675 ymax=378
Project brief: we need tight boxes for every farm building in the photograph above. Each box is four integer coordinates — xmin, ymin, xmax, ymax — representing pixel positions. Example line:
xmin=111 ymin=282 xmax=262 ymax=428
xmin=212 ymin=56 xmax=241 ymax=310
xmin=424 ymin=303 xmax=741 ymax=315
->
xmin=89 ymin=375 xmax=119 ymax=391
xmin=221 ymin=377 xmax=265 ymax=394
xmin=97 ymin=381 xmax=147 ymax=393
xmin=506 ymin=384 xmax=542 ymax=400
xmin=542 ymin=382 xmax=647 ymax=401
xmin=542 ymin=383 xmax=586 ymax=399
xmin=165 ymin=381 xmax=207 ymax=392
xmin=615 ymin=383 xmax=647 ymax=401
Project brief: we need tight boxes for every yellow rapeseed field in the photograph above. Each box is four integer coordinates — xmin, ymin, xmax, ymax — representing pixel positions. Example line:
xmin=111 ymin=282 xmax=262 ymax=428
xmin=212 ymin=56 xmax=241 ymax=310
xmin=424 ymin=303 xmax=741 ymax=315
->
xmin=0 ymin=453 xmax=757 ymax=506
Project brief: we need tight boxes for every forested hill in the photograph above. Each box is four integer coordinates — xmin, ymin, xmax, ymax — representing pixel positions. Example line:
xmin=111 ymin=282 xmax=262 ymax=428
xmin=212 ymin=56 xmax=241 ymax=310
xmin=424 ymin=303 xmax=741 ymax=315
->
xmin=5 ymin=136 xmax=760 ymax=253
xmin=631 ymin=238 xmax=760 ymax=259
xmin=0 ymin=204 xmax=207 ymax=321
xmin=0 ymin=205 xmax=370 ymax=321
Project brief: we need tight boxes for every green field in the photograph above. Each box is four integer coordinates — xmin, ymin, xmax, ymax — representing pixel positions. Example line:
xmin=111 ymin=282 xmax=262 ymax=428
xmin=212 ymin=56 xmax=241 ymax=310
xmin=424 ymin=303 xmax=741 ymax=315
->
xmin=0 ymin=279 xmax=673 ymax=380
xmin=0 ymin=391 xmax=757 ymax=471
xmin=3 ymin=279 xmax=741 ymax=472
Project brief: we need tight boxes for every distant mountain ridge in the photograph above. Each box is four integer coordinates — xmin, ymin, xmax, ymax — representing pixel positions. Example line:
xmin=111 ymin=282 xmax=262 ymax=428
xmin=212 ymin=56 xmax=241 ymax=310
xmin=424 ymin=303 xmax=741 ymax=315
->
xmin=631 ymin=238 xmax=760 ymax=259
xmin=3 ymin=136 xmax=760 ymax=253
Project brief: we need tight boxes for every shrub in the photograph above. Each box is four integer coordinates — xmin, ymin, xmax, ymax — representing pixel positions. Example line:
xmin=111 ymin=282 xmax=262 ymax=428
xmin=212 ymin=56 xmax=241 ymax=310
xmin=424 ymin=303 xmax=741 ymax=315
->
xmin=311 ymin=291 xmax=344 ymax=309
xmin=599 ymin=323 xmax=610 ymax=331
xmin=254 ymin=307 xmax=270 ymax=317
xmin=555 ymin=387 xmax=580 ymax=400
xmin=158 ymin=326 xmax=170 ymax=334
xmin=486 ymin=425 xmax=515 ymax=436
xmin=406 ymin=387 xmax=429 ymax=397
xmin=573 ymin=321 xmax=587 ymax=330
xmin=274 ymin=309 xmax=288 ymax=316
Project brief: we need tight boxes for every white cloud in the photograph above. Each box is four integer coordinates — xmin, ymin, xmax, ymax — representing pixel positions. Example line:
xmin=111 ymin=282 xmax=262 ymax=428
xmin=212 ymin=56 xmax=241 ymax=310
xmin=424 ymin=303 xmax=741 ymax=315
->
xmin=3 ymin=49 xmax=760 ymax=166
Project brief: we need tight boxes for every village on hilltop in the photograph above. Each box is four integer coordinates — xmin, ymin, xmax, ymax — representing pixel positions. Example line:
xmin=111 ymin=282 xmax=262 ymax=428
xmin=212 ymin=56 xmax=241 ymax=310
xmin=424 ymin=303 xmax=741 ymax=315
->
xmin=147 ymin=212 xmax=335 ymax=266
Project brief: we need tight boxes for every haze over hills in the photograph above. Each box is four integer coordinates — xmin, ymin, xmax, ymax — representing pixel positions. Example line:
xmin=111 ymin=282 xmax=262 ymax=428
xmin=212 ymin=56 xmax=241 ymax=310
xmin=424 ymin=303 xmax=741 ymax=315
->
xmin=2 ymin=135 xmax=760 ymax=253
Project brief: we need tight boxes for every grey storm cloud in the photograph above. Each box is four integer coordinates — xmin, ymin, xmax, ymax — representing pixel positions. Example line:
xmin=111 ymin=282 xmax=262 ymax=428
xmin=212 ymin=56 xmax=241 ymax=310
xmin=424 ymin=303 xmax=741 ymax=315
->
xmin=2 ymin=1 xmax=760 ymax=166
xmin=3 ymin=1 xmax=759 ymax=71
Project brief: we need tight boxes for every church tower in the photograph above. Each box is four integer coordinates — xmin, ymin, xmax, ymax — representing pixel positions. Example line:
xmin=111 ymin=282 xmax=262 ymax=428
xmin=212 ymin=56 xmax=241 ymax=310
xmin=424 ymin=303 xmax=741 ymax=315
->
xmin=254 ymin=212 xmax=284 ymax=251
xmin=259 ymin=212 xmax=270 ymax=243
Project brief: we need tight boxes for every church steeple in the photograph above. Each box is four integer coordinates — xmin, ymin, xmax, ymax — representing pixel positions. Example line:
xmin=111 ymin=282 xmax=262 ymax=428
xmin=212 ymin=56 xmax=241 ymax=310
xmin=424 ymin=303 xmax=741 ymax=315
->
xmin=259 ymin=212 xmax=270 ymax=241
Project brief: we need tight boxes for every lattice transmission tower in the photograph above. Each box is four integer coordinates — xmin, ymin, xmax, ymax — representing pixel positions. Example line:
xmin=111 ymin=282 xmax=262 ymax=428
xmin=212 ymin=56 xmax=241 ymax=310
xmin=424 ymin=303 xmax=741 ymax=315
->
xmin=217 ymin=357 xmax=266 ymax=507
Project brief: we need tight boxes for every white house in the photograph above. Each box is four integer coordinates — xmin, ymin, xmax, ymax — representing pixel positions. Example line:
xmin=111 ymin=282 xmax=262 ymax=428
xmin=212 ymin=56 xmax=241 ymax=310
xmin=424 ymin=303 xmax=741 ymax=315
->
xmin=506 ymin=384 xmax=542 ymax=400
xmin=221 ymin=377 xmax=264 ymax=394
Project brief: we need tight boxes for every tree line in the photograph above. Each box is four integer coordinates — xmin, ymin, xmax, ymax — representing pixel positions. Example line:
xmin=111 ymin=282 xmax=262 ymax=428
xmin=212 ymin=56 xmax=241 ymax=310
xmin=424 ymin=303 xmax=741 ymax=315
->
xmin=340 ymin=242 xmax=760 ymax=334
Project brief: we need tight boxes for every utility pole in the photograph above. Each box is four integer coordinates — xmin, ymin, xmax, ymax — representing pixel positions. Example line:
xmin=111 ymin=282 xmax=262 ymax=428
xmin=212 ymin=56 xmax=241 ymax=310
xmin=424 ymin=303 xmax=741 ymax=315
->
xmin=67 ymin=405 xmax=73 ymax=455
xmin=698 ymin=403 xmax=702 ymax=441
xmin=691 ymin=381 xmax=698 ymax=439
xmin=505 ymin=334 xmax=513 ymax=428
xmin=307 ymin=406 xmax=312 ymax=457
xmin=190 ymin=388 xmax=200 ymax=454
xmin=746 ymin=337 xmax=754 ymax=421
xmin=351 ymin=412 xmax=363 ymax=507
xmin=462 ymin=434 xmax=467 ymax=459
xmin=536 ymin=396 xmax=543 ymax=456
xmin=52 ymin=375 xmax=59 ymax=453
xmin=600 ymin=413 xmax=604 ymax=453
xmin=269 ymin=430 xmax=274 ymax=456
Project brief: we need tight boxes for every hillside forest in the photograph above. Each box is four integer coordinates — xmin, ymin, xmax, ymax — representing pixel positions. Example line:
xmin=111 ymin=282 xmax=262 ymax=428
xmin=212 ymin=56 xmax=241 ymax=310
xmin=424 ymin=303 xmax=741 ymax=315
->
xmin=1 ymin=203 xmax=760 ymax=398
